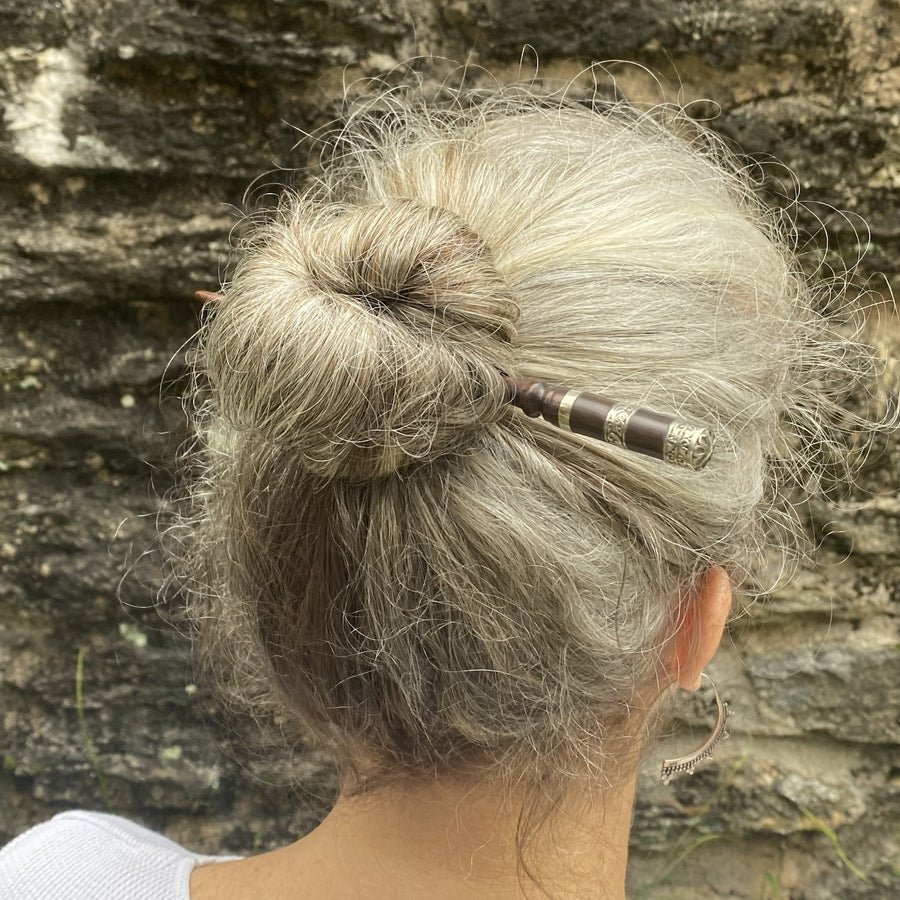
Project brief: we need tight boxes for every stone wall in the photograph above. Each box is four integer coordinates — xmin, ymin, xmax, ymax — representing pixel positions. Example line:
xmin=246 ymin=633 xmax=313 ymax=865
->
xmin=1 ymin=2 xmax=898 ymax=898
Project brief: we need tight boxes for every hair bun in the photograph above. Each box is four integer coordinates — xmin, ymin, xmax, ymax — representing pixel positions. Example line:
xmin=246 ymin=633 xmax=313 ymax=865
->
xmin=203 ymin=198 xmax=519 ymax=481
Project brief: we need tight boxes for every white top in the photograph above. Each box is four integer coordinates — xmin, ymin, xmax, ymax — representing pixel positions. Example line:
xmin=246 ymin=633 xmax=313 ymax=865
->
xmin=0 ymin=810 xmax=239 ymax=900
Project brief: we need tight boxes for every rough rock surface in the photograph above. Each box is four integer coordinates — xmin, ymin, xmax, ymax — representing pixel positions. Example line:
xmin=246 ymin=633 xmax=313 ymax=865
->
xmin=1 ymin=2 xmax=898 ymax=898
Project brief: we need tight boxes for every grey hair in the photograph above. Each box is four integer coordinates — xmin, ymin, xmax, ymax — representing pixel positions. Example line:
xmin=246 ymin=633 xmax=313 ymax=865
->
xmin=169 ymin=79 xmax=888 ymax=791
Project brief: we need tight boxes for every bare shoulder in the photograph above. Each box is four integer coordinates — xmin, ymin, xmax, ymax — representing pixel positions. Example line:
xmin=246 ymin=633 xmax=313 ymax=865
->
xmin=190 ymin=858 xmax=245 ymax=900
xmin=190 ymin=847 xmax=327 ymax=900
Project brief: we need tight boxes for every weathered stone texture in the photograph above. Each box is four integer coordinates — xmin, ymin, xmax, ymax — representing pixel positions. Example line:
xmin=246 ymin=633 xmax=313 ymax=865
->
xmin=1 ymin=1 xmax=898 ymax=898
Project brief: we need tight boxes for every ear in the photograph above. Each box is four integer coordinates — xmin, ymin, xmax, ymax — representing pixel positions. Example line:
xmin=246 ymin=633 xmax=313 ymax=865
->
xmin=666 ymin=566 xmax=732 ymax=691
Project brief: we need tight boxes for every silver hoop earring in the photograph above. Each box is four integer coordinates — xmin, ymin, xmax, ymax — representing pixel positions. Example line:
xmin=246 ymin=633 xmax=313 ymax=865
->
xmin=660 ymin=673 xmax=729 ymax=785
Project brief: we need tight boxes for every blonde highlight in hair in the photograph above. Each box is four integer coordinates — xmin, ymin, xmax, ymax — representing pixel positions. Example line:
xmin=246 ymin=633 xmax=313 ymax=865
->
xmin=166 ymin=73 xmax=890 ymax=796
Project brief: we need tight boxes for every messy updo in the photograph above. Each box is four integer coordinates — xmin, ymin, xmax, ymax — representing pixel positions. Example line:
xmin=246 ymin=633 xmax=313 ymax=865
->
xmin=171 ymin=78 xmax=885 ymax=790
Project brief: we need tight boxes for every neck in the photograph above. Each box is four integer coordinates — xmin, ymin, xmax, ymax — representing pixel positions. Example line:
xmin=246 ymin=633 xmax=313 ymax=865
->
xmin=292 ymin=771 xmax=638 ymax=899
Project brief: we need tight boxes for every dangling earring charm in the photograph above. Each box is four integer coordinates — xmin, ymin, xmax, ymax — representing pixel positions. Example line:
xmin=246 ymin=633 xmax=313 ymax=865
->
xmin=660 ymin=673 xmax=729 ymax=785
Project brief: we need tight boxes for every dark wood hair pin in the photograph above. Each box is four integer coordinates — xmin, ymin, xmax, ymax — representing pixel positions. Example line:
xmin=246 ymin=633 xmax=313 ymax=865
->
xmin=502 ymin=377 xmax=714 ymax=471
xmin=193 ymin=290 xmax=225 ymax=303
xmin=191 ymin=290 xmax=713 ymax=470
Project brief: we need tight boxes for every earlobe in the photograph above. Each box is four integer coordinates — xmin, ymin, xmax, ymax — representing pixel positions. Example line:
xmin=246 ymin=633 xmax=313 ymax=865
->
xmin=668 ymin=566 xmax=732 ymax=692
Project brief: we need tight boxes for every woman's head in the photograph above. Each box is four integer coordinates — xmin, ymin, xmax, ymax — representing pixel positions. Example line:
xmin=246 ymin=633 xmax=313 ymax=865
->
xmin=173 ymin=81 xmax=880 ymax=793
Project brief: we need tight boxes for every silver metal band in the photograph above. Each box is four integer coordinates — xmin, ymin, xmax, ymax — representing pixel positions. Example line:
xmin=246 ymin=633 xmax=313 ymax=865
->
xmin=663 ymin=421 xmax=716 ymax=470
xmin=603 ymin=404 xmax=636 ymax=448
xmin=556 ymin=390 xmax=579 ymax=432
